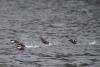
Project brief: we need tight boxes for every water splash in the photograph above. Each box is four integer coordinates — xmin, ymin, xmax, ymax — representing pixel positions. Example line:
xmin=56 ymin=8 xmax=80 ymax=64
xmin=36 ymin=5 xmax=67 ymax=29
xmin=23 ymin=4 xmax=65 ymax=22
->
xmin=89 ymin=40 xmax=99 ymax=45
xmin=25 ymin=45 xmax=40 ymax=48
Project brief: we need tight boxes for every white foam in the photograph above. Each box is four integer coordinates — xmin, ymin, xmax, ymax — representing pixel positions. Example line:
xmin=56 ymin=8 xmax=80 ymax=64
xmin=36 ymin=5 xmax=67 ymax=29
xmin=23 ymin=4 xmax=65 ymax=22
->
xmin=33 ymin=45 xmax=40 ymax=48
xmin=25 ymin=45 xmax=33 ymax=48
xmin=25 ymin=45 xmax=40 ymax=48
xmin=89 ymin=40 xmax=99 ymax=45
xmin=45 ymin=43 xmax=55 ymax=46
xmin=25 ymin=43 xmax=54 ymax=48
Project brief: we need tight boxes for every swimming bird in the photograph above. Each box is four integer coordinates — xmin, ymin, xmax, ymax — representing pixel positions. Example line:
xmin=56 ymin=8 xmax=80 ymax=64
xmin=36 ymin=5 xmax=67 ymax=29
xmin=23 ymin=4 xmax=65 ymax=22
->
xmin=10 ymin=40 xmax=25 ymax=50
xmin=10 ymin=40 xmax=19 ymax=44
xmin=16 ymin=45 xmax=25 ymax=50
xmin=68 ymin=39 xmax=77 ymax=44
xmin=39 ymin=36 xmax=49 ymax=44
xmin=39 ymin=36 xmax=53 ymax=46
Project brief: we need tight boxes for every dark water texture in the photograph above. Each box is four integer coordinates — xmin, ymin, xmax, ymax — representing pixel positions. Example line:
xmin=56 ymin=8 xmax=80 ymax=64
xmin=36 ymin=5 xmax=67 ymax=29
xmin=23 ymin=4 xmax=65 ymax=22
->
xmin=0 ymin=0 xmax=100 ymax=67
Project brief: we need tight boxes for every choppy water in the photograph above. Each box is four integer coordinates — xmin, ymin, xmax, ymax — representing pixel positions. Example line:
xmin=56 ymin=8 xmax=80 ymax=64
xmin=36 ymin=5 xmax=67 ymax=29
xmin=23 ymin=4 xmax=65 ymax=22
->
xmin=0 ymin=0 xmax=100 ymax=67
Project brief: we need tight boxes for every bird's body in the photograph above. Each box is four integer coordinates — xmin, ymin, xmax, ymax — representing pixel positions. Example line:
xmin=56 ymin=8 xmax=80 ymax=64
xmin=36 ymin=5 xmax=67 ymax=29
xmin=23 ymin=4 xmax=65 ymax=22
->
xmin=10 ymin=40 xmax=25 ymax=50
xmin=39 ymin=36 xmax=49 ymax=44
xmin=68 ymin=39 xmax=77 ymax=44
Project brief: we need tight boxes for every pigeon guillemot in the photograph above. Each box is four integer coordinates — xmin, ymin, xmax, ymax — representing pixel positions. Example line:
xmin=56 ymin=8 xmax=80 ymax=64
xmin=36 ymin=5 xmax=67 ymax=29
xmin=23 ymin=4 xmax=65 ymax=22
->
xmin=39 ymin=36 xmax=53 ymax=46
xmin=68 ymin=39 xmax=77 ymax=44
xmin=39 ymin=36 xmax=49 ymax=44
xmin=10 ymin=40 xmax=25 ymax=50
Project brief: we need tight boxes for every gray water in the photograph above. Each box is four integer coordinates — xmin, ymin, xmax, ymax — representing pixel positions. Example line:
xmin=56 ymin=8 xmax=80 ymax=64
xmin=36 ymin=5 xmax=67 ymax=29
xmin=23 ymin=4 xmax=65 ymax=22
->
xmin=0 ymin=0 xmax=100 ymax=67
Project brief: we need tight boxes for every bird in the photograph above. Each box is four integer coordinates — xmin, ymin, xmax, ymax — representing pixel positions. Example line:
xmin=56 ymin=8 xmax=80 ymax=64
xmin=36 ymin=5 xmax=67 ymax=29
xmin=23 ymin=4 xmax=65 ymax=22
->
xmin=68 ymin=39 xmax=77 ymax=44
xmin=16 ymin=45 xmax=25 ymax=50
xmin=39 ymin=36 xmax=54 ymax=46
xmin=10 ymin=40 xmax=25 ymax=50
xmin=39 ymin=36 xmax=49 ymax=44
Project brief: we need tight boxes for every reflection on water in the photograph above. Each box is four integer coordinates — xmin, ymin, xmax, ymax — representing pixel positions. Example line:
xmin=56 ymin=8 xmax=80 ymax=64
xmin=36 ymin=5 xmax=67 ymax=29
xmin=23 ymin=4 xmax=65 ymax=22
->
xmin=0 ymin=0 xmax=100 ymax=67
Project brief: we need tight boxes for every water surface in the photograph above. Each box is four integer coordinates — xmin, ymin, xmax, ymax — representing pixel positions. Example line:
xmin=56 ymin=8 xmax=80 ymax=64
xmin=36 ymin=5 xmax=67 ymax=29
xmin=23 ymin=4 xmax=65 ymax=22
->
xmin=0 ymin=0 xmax=100 ymax=67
